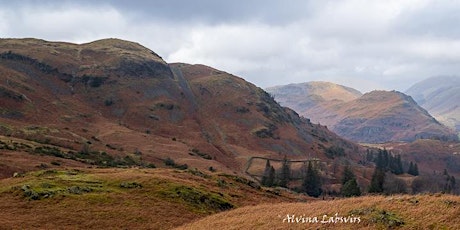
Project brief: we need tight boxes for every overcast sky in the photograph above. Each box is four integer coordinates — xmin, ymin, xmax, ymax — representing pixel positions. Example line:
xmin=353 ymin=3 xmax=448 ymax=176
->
xmin=1 ymin=0 xmax=460 ymax=92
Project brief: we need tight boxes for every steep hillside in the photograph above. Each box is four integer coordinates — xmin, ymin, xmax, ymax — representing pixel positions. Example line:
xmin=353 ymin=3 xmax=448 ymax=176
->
xmin=406 ymin=76 xmax=460 ymax=136
xmin=268 ymin=81 xmax=457 ymax=143
xmin=266 ymin=81 xmax=362 ymax=115
xmin=0 ymin=38 xmax=197 ymax=175
xmin=177 ymin=194 xmax=460 ymax=230
xmin=0 ymin=38 xmax=362 ymax=178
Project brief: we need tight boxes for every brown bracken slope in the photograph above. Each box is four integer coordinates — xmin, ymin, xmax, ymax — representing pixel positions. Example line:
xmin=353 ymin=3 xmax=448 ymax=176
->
xmin=0 ymin=38 xmax=363 ymax=177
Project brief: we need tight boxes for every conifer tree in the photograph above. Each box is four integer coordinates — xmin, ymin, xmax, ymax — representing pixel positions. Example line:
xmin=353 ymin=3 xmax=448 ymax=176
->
xmin=269 ymin=166 xmax=275 ymax=186
xmin=278 ymin=156 xmax=291 ymax=188
xmin=408 ymin=161 xmax=419 ymax=176
xmin=450 ymin=176 xmax=456 ymax=194
xmin=395 ymin=154 xmax=404 ymax=175
xmin=261 ymin=160 xmax=275 ymax=187
xmin=375 ymin=149 xmax=389 ymax=170
xmin=382 ymin=149 xmax=390 ymax=170
xmin=342 ymin=179 xmax=362 ymax=197
xmin=366 ymin=149 xmax=374 ymax=162
xmin=302 ymin=161 xmax=322 ymax=197
xmin=408 ymin=162 xmax=414 ymax=175
xmin=368 ymin=168 xmax=385 ymax=193
xmin=442 ymin=170 xmax=456 ymax=194
xmin=341 ymin=165 xmax=355 ymax=185
xmin=340 ymin=166 xmax=361 ymax=197
xmin=389 ymin=154 xmax=403 ymax=175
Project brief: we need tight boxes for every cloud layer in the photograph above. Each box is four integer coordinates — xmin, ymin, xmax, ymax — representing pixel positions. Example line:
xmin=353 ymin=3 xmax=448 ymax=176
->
xmin=1 ymin=0 xmax=459 ymax=92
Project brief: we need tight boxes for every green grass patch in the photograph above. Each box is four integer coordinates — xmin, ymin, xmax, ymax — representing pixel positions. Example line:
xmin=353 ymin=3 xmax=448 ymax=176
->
xmin=219 ymin=174 xmax=261 ymax=190
xmin=0 ymin=137 xmax=150 ymax=168
xmin=156 ymin=182 xmax=234 ymax=214
xmin=3 ymin=169 xmax=236 ymax=215
xmin=163 ymin=157 xmax=188 ymax=170
xmin=190 ymin=148 xmax=212 ymax=160
xmin=8 ymin=170 xmax=111 ymax=200
xmin=120 ymin=182 xmax=142 ymax=189
xmin=0 ymin=139 xmax=32 ymax=151
xmin=349 ymin=207 xmax=405 ymax=228
xmin=0 ymin=123 xmax=14 ymax=136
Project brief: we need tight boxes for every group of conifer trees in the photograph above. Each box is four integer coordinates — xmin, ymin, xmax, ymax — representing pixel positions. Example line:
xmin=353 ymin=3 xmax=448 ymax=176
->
xmin=261 ymin=149 xmax=457 ymax=197
xmin=261 ymin=157 xmax=324 ymax=197
xmin=368 ymin=149 xmax=419 ymax=193
xmin=366 ymin=149 xmax=417 ymax=175
xmin=260 ymin=156 xmax=292 ymax=189
xmin=261 ymin=156 xmax=361 ymax=197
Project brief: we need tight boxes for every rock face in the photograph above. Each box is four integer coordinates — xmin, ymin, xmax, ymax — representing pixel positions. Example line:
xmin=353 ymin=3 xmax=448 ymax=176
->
xmin=0 ymin=38 xmax=361 ymax=175
xmin=267 ymin=82 xmax=458 ymax=143
xmin=406 ymin=76 xmax=460 ymax=136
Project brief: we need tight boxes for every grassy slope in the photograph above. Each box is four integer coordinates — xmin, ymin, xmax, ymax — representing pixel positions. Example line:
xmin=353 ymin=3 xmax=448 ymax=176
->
xmin=0 ymin=168 xmax=306 ymax=229
xmin=177 ymin=194 xmax=460 ymax=230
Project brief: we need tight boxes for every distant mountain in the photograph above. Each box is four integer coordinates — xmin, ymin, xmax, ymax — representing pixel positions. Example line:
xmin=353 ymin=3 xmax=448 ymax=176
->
xmin=0 ymin=38 xmax=362 ymax=177
xmin=267 ymin=82 xmax=458 ymax=143
xmin=266 ymin=81 xmax=362 ymax=115
xmin=406 ymin=76 xmax=460 ymax=136
xmin=331 ymin=90 xmax=457 ymax=143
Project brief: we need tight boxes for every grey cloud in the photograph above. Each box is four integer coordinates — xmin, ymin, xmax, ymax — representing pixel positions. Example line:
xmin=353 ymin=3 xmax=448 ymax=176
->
xmin=394 ymin=2 xmax=460 ymax=38
xmin=110 ymin=0 xmax=319 ymax=25
xmin=10 ymin=0 xmax=316 ymax=24
xmin=1 ymin=0 xmax=460 ymax=93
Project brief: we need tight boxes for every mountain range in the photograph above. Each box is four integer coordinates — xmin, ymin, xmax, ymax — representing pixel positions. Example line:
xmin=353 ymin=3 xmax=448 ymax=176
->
xmin=0 ymin=38 xmax=361 ymax=178
xmin=2 ymin=38 xmax=459 ymax=178
xmin=267 ymin=82 xmax=458 ymax=143
xmin=1 ymin=38 xmax=459 ymax=178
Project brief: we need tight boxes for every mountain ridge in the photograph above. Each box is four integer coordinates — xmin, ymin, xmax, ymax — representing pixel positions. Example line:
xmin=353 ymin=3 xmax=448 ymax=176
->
xmin=266 ymin=82 xmax=458 ymax=143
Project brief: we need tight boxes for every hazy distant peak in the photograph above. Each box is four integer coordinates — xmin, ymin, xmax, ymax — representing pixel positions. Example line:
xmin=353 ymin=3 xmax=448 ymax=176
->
xmin=406 ymin=75 xmax=460 ymax=133
xmin=406 ymin=76 xmax=460 ymax=97
xmin=266 ymin=81 xmax=362 ymax=103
